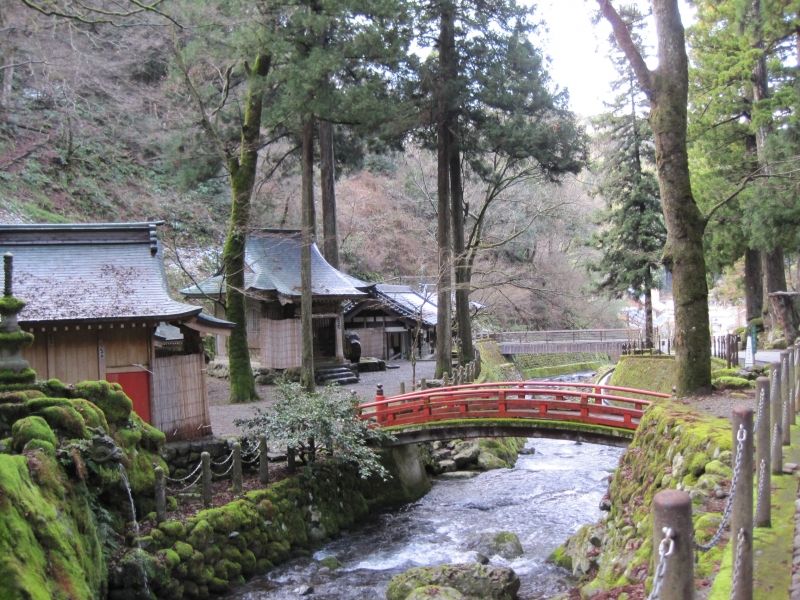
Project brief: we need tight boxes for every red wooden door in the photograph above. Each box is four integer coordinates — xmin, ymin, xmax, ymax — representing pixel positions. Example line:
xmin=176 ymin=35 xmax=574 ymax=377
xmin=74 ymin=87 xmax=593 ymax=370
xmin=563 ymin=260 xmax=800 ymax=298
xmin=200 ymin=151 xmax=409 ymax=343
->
xmin=106 ymin=371 xmax=152 ymax=424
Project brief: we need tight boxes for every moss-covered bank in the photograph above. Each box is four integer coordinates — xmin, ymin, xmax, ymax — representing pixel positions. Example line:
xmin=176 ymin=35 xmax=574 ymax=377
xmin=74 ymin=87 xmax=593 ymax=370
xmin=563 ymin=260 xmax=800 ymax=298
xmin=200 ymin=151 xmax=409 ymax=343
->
xmin=513 ymin=352 xmax=610 ymax=379
xmin=0 ymin=379 xmax=168 ymax=599
xmin=113 ymin=448 xmax=431 ymax=599
xmin=553 ymin=401 xmax=733 ymax=596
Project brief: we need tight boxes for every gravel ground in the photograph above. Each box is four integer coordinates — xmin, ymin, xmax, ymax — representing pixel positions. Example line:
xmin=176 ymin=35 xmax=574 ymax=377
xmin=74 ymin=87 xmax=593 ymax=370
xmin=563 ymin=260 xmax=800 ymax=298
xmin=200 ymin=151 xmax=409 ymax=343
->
xmin=208 ymin=359 xmax=437 ymax=437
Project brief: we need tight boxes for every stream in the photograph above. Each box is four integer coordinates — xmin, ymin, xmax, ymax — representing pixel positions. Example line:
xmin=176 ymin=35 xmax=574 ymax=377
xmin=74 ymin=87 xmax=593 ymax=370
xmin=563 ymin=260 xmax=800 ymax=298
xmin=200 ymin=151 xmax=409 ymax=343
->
xmin=223 ymin=437 xmax=623 ymax=599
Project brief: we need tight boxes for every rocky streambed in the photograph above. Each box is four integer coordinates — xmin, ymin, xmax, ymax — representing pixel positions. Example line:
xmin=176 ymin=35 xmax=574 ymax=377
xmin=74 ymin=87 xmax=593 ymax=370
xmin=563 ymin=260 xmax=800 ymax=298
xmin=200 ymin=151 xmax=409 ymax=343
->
xmin=221 ymin=438 xmax=624 ymax=599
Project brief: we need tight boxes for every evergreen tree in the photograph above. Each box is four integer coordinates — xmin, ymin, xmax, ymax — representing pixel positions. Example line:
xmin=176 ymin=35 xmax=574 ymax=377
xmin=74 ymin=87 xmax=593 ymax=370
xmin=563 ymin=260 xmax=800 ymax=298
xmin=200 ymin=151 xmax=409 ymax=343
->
xmin=413 ymin=0 xmax=585 ymax=373
xmin=589 ymin=6 xmax=666 ymax=347
xmin=598 ymin=0 xmax=712 ymax=395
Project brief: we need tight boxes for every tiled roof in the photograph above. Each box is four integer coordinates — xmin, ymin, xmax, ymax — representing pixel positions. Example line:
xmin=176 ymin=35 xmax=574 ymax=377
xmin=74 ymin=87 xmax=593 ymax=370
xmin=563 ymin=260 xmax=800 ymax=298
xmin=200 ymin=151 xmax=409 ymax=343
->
xmin=182 ymin=230 xmax=370 ymax=300
xmin=373 ymin=284 xmax=438 ymax=327
xmin=0 ymin=222 xmax=202 ymax=324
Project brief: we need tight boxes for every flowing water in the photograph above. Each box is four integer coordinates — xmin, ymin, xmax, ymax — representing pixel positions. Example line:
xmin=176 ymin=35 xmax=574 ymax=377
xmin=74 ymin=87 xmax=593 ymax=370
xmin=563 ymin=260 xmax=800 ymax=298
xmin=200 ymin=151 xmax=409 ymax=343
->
xmin=119 ymin=464 xmax=151 ymax=596
xmin=224 ymin=438 xmax=623 ymax=599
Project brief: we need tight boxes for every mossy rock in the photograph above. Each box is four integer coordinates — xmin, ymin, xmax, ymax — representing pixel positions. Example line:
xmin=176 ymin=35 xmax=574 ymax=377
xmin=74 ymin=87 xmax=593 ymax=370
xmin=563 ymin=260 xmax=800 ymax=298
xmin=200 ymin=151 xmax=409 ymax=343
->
xmin=712 ymin=376 xmax=752 ymax=390
xmin=73 ymin=380 xmax=132 ymax=425
xmin=406 ymin=585 xmax=465 ymax=599
xmin=11 ymin=415 xmax=57 ymax=452
xmin=23 ymin=438 xmax=56 ymax=457
xmin=70 ymin=399 xmax=109 ymax=431
xmin=0 ymin=454 xmax=106 ymax=598
xmin=36 ymin=405 xmax=91 ymax=439
xmin=473 ymin=531 xmax=524 ymax=559
xmin=386 ymin=564 xmax=520 ymax=600
xmin=0 ymin=389 xmax=43 ymax=404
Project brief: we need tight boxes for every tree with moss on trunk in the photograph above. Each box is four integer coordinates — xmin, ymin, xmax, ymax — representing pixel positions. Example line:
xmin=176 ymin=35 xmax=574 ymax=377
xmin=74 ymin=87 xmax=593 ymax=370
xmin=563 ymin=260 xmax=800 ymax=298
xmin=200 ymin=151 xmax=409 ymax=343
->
xmin=597 ymin=0 xmax=711 ymax=395
xmin=589 ymin=5 xmax=665 ymax=348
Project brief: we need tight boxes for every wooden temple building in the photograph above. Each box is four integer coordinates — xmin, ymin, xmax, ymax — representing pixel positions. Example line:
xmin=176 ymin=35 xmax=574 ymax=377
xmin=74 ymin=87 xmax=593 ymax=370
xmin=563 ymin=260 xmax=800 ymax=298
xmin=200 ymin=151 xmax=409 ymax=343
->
xmin=0 ymin=222 xmax=232 ymax=441
xmin=181 ymin=229 xmax=370 ymax=371
xmin=344 ymin=284 xmax=437 ymax=360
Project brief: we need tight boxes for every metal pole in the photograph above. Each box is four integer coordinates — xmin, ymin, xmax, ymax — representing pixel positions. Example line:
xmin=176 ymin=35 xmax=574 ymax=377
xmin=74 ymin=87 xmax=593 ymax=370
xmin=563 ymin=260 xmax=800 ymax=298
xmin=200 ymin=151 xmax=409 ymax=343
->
xmin=201 ymin=451 xmax=212 ymax=508
xmin=232 ymin=442 xmax=243 ymax=494
xmin=154 ymin=466 xmax=166 ymax=523
xmin=651 ymin=489 xmax=694 ymax=600
xmin=731 ymin=407 xmax=753 ymax=600
xmin=770 ymin=362 xmax=783 ymax=475
xmin=754 ymin=377 xmax=771 ymax=528
xmin=258 ymin=435 xmax=269 ymax=485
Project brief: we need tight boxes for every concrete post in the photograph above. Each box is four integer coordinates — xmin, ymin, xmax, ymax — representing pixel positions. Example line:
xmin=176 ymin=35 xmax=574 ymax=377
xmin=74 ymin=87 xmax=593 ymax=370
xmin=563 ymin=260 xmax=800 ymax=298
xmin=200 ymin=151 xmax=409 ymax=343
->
xmin=754 ymin=378 xmax=771 ymax=528
xmin=201 ymin=451 xmax=212 ymax=508
xmin=651 ymin=490 xmax=694 ymax=600
xmin=788 ymin=347 xmax=795 ymax=415
xmin=421 ymin=378 xmax=427 ymax=390
xmin=795 ymin=342 xmax=800 ymax=412
xmin=770 ymin=362 xmax=783 ymax=473
xmin=154 ymin=466 xmax=166 ymax=523
xmin=258 ymin=435 xmax=269 ymax=485
xmin=780 ymin=352 xmax=791 ymax=445
xmin=731 ymin=407 xmax=753 ymax=600
xmin=794 ymin=342 xmax=800 ymax=412
xmin=232 ymin=442 xmax=242 ymax=494
xmin=400 ymin=381 xmax=406 ymax=395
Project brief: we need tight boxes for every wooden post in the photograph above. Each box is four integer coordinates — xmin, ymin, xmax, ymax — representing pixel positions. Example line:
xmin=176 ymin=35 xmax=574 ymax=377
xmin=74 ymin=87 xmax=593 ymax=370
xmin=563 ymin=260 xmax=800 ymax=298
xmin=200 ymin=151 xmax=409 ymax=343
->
xmin=201 ymin=451 xmax=212 ymax=508
xmin=731 ymin=407 xmax=753 ymax=600
xmin=770 ymin=362 xmax=783 ymax=474
xmin=258 ymin=435 xmax=269 ymax=485
xmin=651 ymin=490 xmax=694 ymax=600
xmin=781 ymin=351 xmax=791 ymax=445
xmin=232 ymin=442 xmax=242 ymax=494
xmin=287 ymin=447 xmax=296 ymax=474
xmin=154 ymin=466 xmax=166 ymax=523
xmin=754 ymin=378 xmax=771 ymax=528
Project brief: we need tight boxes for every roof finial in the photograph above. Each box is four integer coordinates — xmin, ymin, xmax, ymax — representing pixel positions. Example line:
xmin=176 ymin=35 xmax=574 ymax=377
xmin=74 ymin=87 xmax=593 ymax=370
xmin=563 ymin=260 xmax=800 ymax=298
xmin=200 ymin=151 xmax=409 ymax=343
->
xmin=4 ymin=252 xmax=12 ymax=297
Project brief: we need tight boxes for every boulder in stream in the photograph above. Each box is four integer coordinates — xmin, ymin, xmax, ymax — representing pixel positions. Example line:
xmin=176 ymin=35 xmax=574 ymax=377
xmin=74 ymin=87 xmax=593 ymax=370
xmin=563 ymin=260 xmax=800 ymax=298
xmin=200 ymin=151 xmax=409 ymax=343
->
xmin=405 ymin=585 xmax=464 ymax=599
xmin=473 ymin=531 xmax=524 ymax=560
xmin=386 ymin=563 xmax=520 ymax=600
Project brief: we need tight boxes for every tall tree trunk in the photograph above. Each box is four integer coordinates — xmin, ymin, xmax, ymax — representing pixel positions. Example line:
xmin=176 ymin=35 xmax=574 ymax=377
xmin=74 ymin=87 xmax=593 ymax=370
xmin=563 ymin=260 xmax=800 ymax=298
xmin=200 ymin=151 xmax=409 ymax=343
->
xmin=750 ymin=0 xmax=786 ymax=331
xmin=450 ymin=137 xmax=473 ymax=364
xmin=599 ymin=0 xmax=711 ymax=395
xmin=319 ymin=120 xmax=339 ymax=268
xmin=644 ymin=268 xmax=654 ymax=348
xmin=744 ymin=248 xmax=763 ymax=322
xmin=223 ymin=54 xmax=271 ymax=403
xmin=300 ymin=117 xmax=316 ymax=392
xmin=435 ymin=2 xmax=455 ymax=378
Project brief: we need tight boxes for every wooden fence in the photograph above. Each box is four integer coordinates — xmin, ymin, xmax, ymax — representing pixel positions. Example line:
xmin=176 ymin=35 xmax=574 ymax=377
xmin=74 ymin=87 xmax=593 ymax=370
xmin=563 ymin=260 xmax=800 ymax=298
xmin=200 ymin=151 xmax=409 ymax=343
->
xmin=152 ymin=353 xmax=210 ymax=441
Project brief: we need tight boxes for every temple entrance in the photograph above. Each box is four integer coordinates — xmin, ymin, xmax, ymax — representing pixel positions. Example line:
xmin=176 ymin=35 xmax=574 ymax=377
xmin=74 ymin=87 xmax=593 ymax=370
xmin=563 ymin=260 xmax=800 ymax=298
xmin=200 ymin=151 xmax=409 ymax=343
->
xmin=313 ymin=317 xmax=337 ymax=361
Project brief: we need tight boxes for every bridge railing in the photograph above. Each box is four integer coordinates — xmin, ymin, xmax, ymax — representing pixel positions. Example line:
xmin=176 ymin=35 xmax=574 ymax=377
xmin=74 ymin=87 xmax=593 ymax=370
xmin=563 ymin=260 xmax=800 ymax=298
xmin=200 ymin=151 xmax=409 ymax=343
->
xmin=359 ymin=382 xmax=669 ymax=432
xmin=492 ymin=329 xmax=639 ymax=343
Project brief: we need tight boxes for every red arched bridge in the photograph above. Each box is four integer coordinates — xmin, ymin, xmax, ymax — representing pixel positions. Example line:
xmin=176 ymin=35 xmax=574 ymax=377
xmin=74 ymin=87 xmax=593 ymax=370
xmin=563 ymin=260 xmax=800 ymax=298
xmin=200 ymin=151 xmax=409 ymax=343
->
xmin=358 ymin=381 xmax=670 ymax=446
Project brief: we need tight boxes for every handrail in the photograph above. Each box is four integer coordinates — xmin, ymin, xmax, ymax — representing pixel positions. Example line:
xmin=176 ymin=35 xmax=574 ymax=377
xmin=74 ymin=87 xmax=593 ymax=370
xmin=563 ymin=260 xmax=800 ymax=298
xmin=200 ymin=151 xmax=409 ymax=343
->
xmin=358 ymin=381 xmax=660 ymax=433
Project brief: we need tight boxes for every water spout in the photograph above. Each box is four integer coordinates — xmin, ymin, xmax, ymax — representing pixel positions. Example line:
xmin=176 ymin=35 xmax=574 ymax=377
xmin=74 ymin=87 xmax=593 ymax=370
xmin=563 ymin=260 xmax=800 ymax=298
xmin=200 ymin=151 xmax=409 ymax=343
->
xmin=119 ymin=464 xmax=151 ymax=598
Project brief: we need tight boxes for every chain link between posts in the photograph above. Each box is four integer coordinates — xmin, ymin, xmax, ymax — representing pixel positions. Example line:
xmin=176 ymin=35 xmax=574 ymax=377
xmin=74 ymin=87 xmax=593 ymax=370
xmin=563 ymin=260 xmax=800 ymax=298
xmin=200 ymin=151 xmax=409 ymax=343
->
xmin=754 ymin=458 xmax=767 ymax=525
xmin=696 ymin=424 xmax=746 ymax=552
xmin=165 ymin=459 xmax=203 ymax=484
xmin=647 ymin=527 xmax=675 ymax=600
xmin=730 ymin=528 xmax=747 ymax=600
xmin=754 ymin=387 xmax=766 ymax=432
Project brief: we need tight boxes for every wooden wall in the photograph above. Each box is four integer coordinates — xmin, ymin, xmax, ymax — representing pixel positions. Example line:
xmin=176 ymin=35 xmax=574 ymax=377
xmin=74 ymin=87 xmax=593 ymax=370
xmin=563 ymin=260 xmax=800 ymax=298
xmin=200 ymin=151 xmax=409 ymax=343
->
xmin=151 ymin=353 xmax=210 ymax=441
xmin=22 ymin=326 xmax=150 ymax=382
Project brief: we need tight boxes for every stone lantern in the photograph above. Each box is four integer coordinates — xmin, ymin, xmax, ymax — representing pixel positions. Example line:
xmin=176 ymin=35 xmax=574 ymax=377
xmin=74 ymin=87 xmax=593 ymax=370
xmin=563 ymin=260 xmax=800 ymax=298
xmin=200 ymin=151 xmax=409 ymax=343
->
xmin=0 ymin=253 xmax=35 ymax=384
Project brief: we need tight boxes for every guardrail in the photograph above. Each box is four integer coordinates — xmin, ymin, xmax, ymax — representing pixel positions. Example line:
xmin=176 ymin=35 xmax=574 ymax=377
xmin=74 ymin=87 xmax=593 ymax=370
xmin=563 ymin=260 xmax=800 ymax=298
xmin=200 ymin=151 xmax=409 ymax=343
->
xmin=359 ymin=381 xmax=670 ymax=432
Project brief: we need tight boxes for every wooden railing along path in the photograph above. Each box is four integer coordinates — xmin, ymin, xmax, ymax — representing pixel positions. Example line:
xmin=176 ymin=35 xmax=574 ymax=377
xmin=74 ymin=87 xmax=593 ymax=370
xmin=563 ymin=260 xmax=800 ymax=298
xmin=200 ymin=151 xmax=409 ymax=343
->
xmin=358 ymin=381 xmax=670 ymax=435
